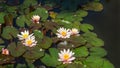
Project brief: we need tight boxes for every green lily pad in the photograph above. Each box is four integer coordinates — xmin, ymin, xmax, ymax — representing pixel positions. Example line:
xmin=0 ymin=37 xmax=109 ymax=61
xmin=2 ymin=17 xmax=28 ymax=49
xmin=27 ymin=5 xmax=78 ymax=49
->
xmin=80 ymin=24 xmax=94 ymax=32
xmin=0 ymin=39 xmax=4 ymax=44
xmin=7 ymin=42 xmax=26 ymax=57
xmin=1 ymin=26 xmax=19 ymax=40
xmin=41 ymin=48 xmax=61 ymax=67
xmin=38 ymin=36 xmax=52 ymax=49
xmin=73 ymin=46 xmax=89 ymax=57
xmin=83 ymin=56 xmax=114 ymax=68
xmin=90 ymin=47 xmax=107 ymax=57
xmin=22 ymin=0 xmax=37 ymax=8
xmin=23 ymin=46 xmax=44 ymax=60
xmin=31 ymin=7 xmax=48 ymax=21
xmin=66 ymin=63 xmax=84 ymax=68
xmin=83 ymin=2 xmax=103 ymax=12
xmin=16 ymin=15 xmax=31 ymax=27
xmin=5 ymin=64 xmax=14 ymax=68
xmin=34 ymin=30 xmax=43 ymax=39
xmin=0 ymin=46 xmax=4 ymax=51
xmin=83 ymin=56 xmax=104 ymax=68
xmin=103 ymin=59 xmax=114 ymax=68
xmin=90 ymin=38 xmax=104 ymax=47
xmin=16 ymin=64 xmax=26 ymax=68
xmin=75 ymin=10 xmax=88 ymax=17
xmin=66 ymin=36 xmax=86 ymax=48
xmin=0 ymin=12 xmax=6 ymax=24
xmin=82 ymin=32 xmax=104 ymax=47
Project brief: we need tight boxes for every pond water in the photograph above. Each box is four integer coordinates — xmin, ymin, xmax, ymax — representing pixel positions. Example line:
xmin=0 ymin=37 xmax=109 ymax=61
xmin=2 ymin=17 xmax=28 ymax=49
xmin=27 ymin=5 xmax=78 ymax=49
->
xmin=84 ymin=0 xmax=119 ymax=68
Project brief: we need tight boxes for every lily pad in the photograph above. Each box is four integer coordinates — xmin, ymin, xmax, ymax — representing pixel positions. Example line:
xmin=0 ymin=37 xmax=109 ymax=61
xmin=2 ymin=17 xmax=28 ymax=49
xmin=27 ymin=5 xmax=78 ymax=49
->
xmin=90 ymin=47 xmax=107 ymax=57
xmin=83 ymin=2 xmax=103 ymax=12
xmin=82 ymin=32 xmax=104 ymax=47
xmin=80 ymin=24 xmax=94 ymax=32
xmin=38 ymin=36 xmax=52 ymax=49
xmin=7 ymin=42 xmax=26 ymax=57
xmin=41 ymin=48 xmax=61 ymax=67
xmin=83 ymin=56 xmax=104 ymax=68
xmin=0 ymin=38 xmax=4 ymax=44
xmin=1 ymin=26 xmax=19 ymax=40
xmin=73 ymin=46 xmax=89 ymax=57
xmin=103 ymin=59 xmax=114 ymax=68
xmin=16 ymin=15 xmax=31 ymax=27
xmin=23 ymin=46 xmax=44 ymax=60
xmin=0 ymin=12 xmax=6 ymax=24
xmin=31 ymin=7 xmax=49 ymax=21
xmin=34 ymin=30 xmax=43 ymax=39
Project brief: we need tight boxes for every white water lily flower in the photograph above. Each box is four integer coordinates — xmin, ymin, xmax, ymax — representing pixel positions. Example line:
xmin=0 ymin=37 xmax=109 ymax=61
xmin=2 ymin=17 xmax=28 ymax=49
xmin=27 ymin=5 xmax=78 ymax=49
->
xmin=2 ymin=48 xmax=9 ymax=55
xmin=32 ymin=15 xmax=40 ymax=24
xmin=71 ymin=28 xmax=80 ymax=36
xmin=17 ymin=30 xmax=33 ymax=40
xmin=23 ymin=36 xmax=37 ymax=47
xmin=56 ymin=27 xmax=71 ymax=38
xmin=58 ymin=49 xmax=75 ymax=64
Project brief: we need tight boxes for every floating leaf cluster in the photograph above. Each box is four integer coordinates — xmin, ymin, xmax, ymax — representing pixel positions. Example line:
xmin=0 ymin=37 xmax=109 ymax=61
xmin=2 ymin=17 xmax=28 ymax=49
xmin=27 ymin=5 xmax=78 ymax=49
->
xmin=0 ymin=0 xmax=114 ymax=68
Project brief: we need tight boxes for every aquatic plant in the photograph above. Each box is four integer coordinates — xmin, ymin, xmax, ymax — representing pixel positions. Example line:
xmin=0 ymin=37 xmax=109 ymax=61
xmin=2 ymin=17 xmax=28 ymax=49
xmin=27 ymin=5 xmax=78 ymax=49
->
xmin=0 ymin=0 xmax=114 ymax=68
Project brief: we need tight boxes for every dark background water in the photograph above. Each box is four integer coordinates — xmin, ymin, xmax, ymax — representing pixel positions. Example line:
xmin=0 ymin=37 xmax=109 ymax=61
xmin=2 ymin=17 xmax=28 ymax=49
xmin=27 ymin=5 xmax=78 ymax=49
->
xmin=3 ymin=0 xmax=120 ymax=68
xmin=84 ymin=0 xmax=120 ymax=68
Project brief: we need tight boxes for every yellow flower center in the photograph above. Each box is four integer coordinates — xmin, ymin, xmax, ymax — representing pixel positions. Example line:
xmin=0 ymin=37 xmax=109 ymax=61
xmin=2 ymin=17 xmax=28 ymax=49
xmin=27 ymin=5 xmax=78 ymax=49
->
xmin=23 ymin=34 xmax=28 ymax=39
xmin=63 ymin=54 xmax=70 ymax=60
xmin=26 ymin=40 xmax=32 ymax=46
xmin=61 ymin=31 xmax=67 ymax=36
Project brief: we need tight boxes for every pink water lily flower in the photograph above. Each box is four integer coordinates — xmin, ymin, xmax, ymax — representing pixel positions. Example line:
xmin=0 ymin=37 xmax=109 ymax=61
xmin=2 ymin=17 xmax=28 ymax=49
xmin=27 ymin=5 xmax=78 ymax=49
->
xmin=32 ymin=15 xmax=40 ymax=24
xmin=2 ymin=48 xmax=9 ymax=55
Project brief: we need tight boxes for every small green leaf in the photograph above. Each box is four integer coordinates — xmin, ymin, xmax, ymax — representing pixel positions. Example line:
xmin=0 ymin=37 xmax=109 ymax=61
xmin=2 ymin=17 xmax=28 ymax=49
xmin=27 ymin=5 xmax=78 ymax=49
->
xmin=16 ymin=15 xmax=26 ymax=27
xmin=80 ymin=24 xmax=94 ymax=32
xmin=7 ymin=42 xmax=26 ymax=57
xmin=23 ymin=46 xmax=44 ymax=60
xmin=66 ymin=63 xmax=83 ymax=68
xmin=83 ymin=2 xmax=103 ymax=12
xmin=103 ymin=59 xmax=115 ymax=68
xmin=82 ymin=32 xmax=97 ymax=38
xmin=31 ymin=7 xmax=48 ymax=21
xmin=76 ymin=10 xmax=88 ymax=17
xmin=0 ymin=46 xmax=4 ymax=51
xmin=90 ymin=47 xmax=107 ymax=57
xmin=83 ymin=32 xmax=104 ymax=47
xmin=56 ymin=12 xmax=73 ymax=19
xmin=83 ymin=56 xmax=104 ymax=68
xmin=34 ymin=30 xmax=43 ymax=39
xmin=6 ymin=6 xmax=17 ymax=13
xmin=90 ymin=38 xmax=104 ymax=47
xmin=41 ymin=48 xmax=61 ymax=67
xmin=16 ymin=15 xmax=31 ymax=27
xmin=0 ymin=39 xmax=4 ymax=44
xmin=73 ymin=46 xmax=89 ymax=57
xmin=28 ymin=63 xmax=35 ymax=68
xmin=66 ymin=36 xmax=86 ymax=48
xmin=1 ymin=26 xmax=19 ymax=40
xmin=5 ymin=64 xmax=14 ymax=68
xmin=22 ymin=0 xmax=37 ymax=8
xmin=0 ymin=12 xmax=6 ymax=24
xmin=38 ymin=36 xmax=52 ymax=49
xmin=17 ymin=64 xmax=26 ymax=68
xmin=57 ymin=65 xmax=66 ymax=68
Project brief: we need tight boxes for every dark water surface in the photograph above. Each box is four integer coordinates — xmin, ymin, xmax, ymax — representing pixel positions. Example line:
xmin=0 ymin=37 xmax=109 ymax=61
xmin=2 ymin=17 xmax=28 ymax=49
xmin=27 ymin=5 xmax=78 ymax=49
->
xmin=84 ymin=0 xmax=120 ymax=68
